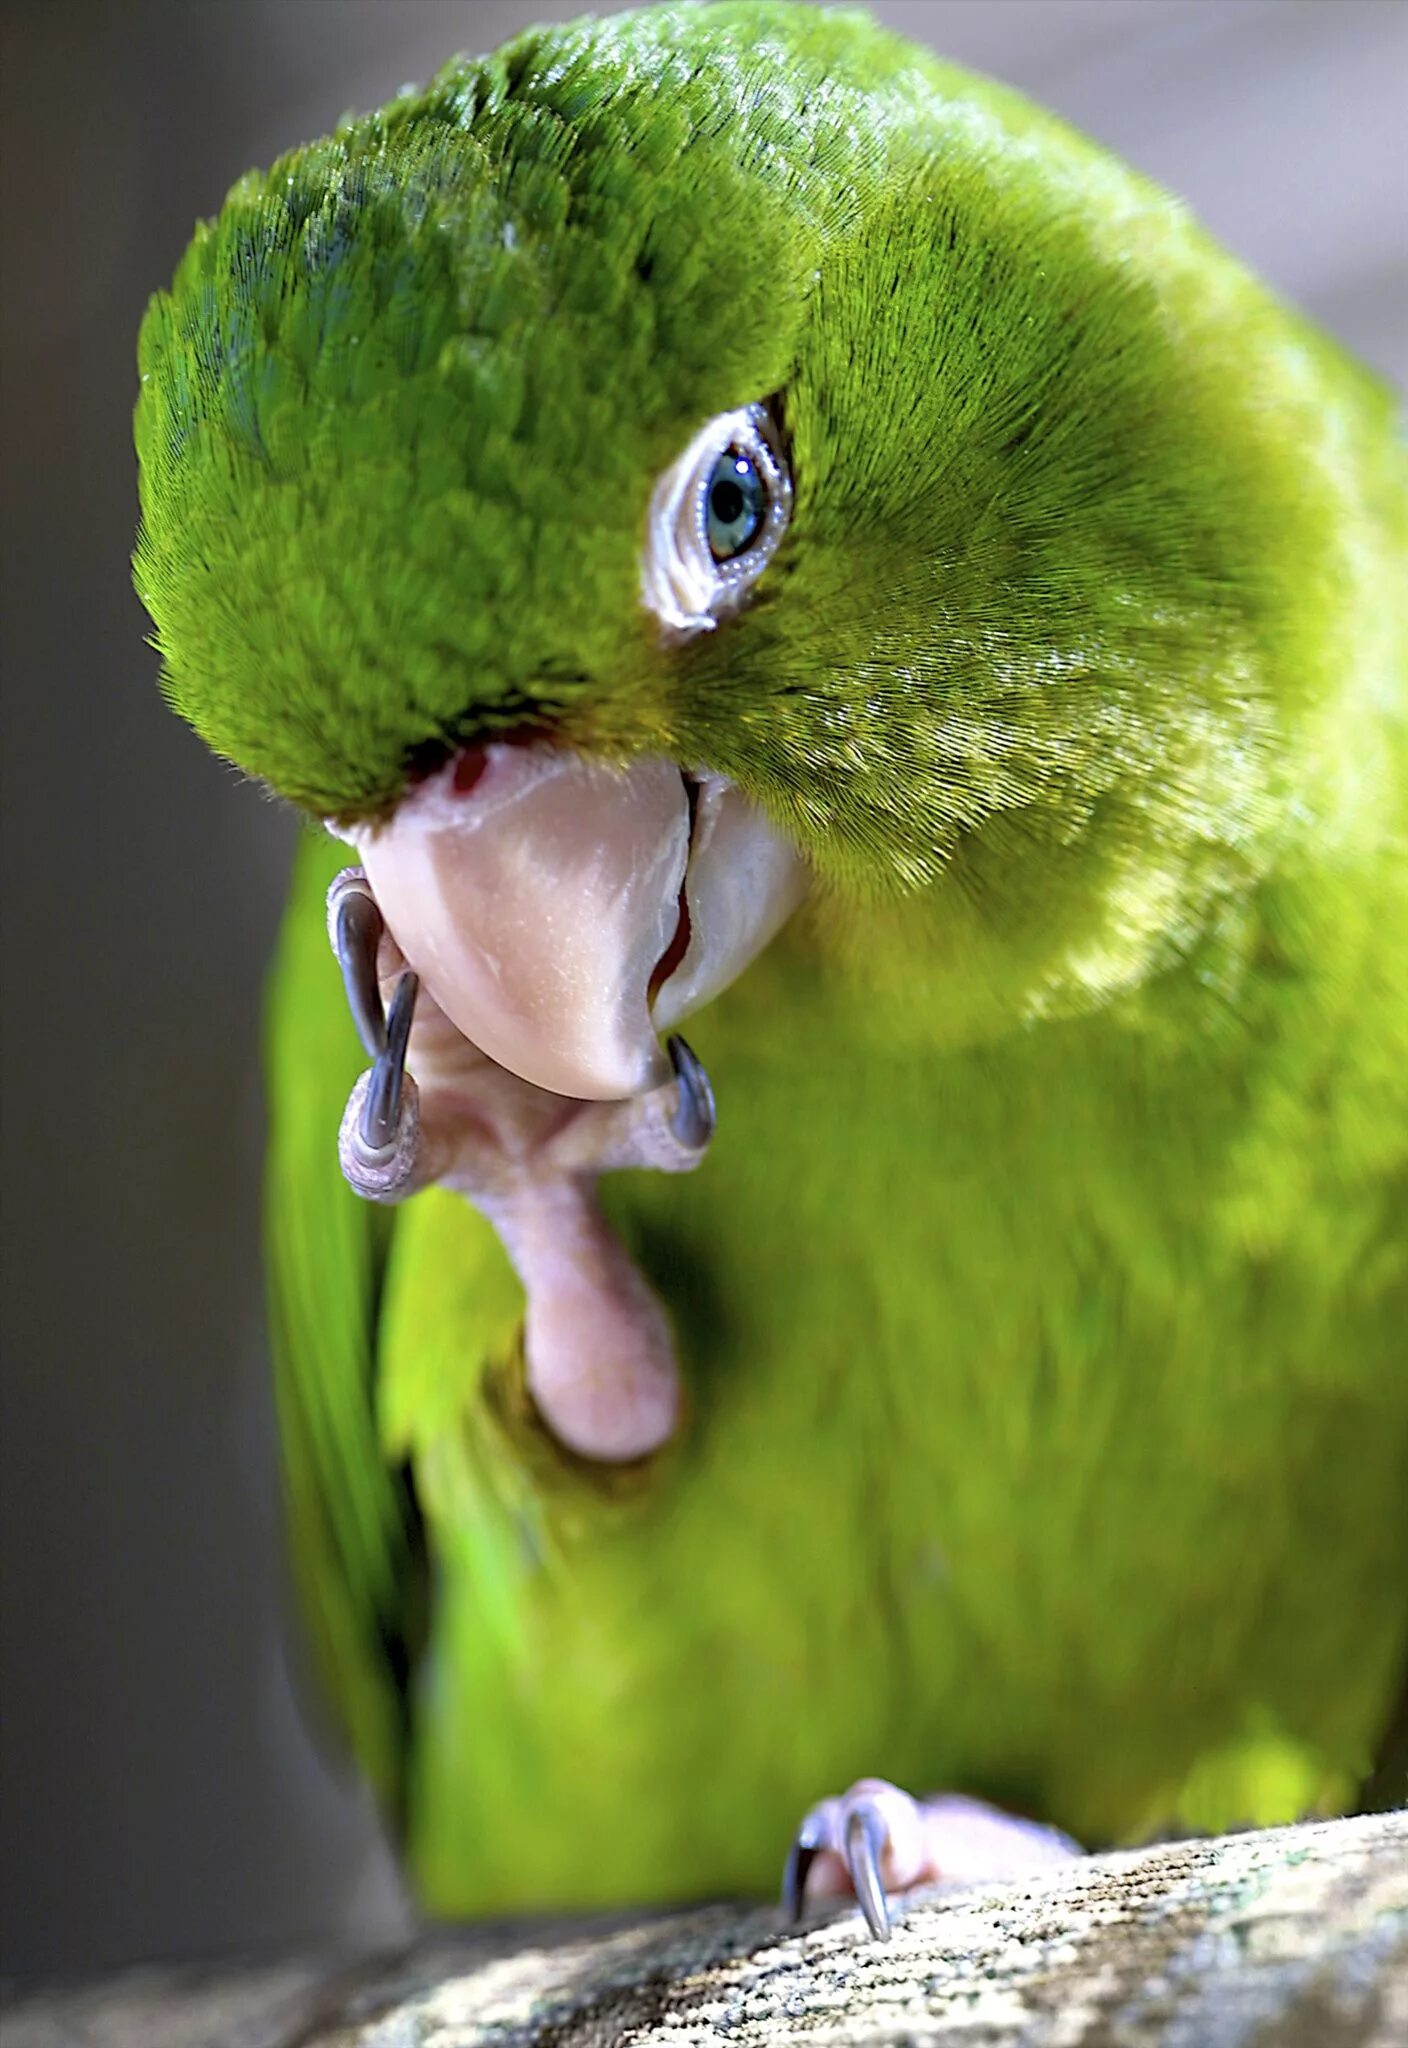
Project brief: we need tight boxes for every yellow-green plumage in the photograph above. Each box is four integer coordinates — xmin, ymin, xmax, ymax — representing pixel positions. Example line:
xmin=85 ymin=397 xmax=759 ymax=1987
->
xmin=140 ymin=4 xmax=1406 ymax=1912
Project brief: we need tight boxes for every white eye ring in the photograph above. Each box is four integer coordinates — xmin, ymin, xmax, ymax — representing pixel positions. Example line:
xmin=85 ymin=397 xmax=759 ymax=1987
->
xmin=641 ymin=403 xmax=792 ymax=637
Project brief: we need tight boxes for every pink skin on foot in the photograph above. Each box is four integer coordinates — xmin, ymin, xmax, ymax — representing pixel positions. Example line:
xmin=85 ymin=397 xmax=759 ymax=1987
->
xmin=329 ymin=869 xmax=707 ymax=1462
xmin=795 ymin=1778 xmax=1080 ymax=1922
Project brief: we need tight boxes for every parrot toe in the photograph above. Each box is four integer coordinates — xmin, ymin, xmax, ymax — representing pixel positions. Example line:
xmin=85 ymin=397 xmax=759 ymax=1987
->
xmin=329 ymin=865 xmax=422 ymax=1185
xmin=329 ymin=872 xmax=390 ymax=1061
xmin=666 ymin=1034 xmax=716 ymax=1152
xmin=783 ymin=1779 xmax=1081 ymax=1940
xmin=337 ymin=1054 xmax=424 ymax=1203
xmin=357 ymin=968 xmax=419 ymax=1153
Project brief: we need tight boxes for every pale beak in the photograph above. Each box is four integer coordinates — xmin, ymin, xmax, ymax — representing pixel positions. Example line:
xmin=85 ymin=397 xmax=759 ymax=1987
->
xmin=338 ymin=742 xmax=807 ymax=1099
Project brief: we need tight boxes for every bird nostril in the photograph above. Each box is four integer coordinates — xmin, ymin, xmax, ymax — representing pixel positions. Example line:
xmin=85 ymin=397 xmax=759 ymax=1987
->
xmin=452 ymin=745 xmax=491 ymax=795
xmin=404 ymin=722 xmax=552 ymax=794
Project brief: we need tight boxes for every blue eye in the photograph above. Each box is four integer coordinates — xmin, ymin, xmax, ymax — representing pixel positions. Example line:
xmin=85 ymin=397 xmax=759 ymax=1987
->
xmin=643 ymin=405 xmax=791 ymax=632
xmin=705 ymin=447 xmax=766 ymax=562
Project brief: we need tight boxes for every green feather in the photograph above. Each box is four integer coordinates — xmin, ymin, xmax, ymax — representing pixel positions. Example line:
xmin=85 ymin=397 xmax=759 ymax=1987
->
xmin=264 ymin=826 xmax=423 ymax=1812
xmin=141 ymin=2 xmax=1408 ymax=1912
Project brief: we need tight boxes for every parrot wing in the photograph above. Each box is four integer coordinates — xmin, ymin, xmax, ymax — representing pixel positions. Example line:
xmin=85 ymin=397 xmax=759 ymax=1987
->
xmin=264 ymin=825 xmax=425 ymax=1814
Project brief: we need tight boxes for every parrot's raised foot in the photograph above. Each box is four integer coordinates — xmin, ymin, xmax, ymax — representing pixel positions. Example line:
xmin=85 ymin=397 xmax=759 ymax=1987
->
xmin=330 ymin=868 xmax=422 ymax=1189
xmin=326 ymin=863 xmax=714 ymax=1193
xmin=325 ymin=865 xmax=716 ymax=1460
xmin=783 ymin=1778 xmax=1081 ymax=1941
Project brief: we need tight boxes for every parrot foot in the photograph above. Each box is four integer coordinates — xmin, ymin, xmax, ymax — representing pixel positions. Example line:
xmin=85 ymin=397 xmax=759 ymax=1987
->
xmin=536 ymin=1035 xmax=714 ymax=1177
xmin=325 ymin=865 xmax=716 ymax=1460
xmin=782 ymin=1779 xmax=1080 ymax=1941
xmin=337 ymin=1060 xmax=424 ymax=1202
xmin=327 ymin=865 xmax=715 ymax=1196
xmin=329 ymin=866 xmax=421 ymax=1179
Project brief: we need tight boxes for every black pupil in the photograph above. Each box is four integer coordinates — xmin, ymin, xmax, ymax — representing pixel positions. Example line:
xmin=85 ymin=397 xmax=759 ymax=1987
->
xmin=706 ymin=448 xmax=765 ymax=562
xmin=710 ymin=478 xmax=746 ymax=525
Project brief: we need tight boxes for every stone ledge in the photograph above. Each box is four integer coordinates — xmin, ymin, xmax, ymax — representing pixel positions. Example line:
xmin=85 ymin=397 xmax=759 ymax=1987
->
xmin=6 ymin=1810 xmax=1405 ymax=2047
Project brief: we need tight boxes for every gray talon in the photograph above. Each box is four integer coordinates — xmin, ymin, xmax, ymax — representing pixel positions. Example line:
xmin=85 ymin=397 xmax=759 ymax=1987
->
xmin=782 ymin=1815 xmax=824 ymax=1924
xmin=667 ymin=1035 xmax=716 ymax=1151
xmin=360 ymin=971 xmax=419 ymax=1151
xmin=334 ymin=885 xmax=389 ymax=1059
xmin=844 ymin=1801 xmax=892 ymax=1941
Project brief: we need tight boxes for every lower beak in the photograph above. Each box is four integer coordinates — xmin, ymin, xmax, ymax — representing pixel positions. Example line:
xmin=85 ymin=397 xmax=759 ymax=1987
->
xmin=337 ymin=741 xmax=807 ymax=1099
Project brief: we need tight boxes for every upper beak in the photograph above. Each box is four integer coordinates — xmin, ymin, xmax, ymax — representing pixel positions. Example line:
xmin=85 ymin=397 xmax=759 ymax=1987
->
xmin=339 ymin=741 xmax=807 ymax=1099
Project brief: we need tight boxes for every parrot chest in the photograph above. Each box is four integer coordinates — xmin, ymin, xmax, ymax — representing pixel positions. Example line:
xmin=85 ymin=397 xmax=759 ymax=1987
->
xmin=405 ymin=979 xmax=1408 ymax=1911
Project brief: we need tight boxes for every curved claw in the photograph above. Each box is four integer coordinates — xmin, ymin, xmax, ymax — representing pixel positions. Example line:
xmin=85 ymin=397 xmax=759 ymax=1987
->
xmin=845 ymin=1801 xmax=892 ymax=1941
xmin=782 ymin=1814 xmax=825 ymax=1924
xmin=667 ymin=1035 xmax=716 ymax=1151
xmin=360 ymin=971 xmax=419 ymax=1153
xmin=334 ymin=886 xmax=388 ymax=1060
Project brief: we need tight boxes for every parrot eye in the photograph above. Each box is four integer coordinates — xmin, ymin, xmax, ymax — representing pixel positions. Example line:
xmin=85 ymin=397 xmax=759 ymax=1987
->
xmin=641 ymin=403 xmax=791 ymax=636
xmin=705 ymin=449 xmax=765 ymax=561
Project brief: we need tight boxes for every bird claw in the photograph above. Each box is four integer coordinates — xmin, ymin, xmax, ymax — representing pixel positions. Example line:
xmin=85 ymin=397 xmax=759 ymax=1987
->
xmin=359 ymin=967 xmax=419 ymax=1151
xmin=782 ymin=1795 xmax=893 ymax=1940
xmin=844 ymin=1801 xmax=892 ymax=1940
xmin=326 ymin=873 xmax=713 ymax=1193
xmin=329 ymin=866 xmax=420 ymax=1168
xmin=331 ymin=879 xmax=389 ymax=1060
xmin=542 ymin=1037 xmax=716 ymax=1180
xmin=782 ymin=1778 xmax=1078 ymax=1942
xmin=667 ymin=1034 xmax=716 ymax=1152
xmin=783 ymin=1792 xmax=892 ymax=1940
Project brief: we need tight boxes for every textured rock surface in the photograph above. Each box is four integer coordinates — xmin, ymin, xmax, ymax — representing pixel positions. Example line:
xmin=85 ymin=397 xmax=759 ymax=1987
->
xmin=6 ymin=1811 xmax=1406 ymax=2047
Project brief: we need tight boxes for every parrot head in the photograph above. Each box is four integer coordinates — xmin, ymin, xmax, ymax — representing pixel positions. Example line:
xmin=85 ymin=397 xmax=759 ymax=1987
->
xmin=136 ymin=2 xmax=1321 ymax=1095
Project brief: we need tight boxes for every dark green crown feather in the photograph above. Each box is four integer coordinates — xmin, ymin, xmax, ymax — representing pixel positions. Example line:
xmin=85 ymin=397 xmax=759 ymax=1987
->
xmin=136 ymin=1 xmax=1391 ymax=922
xmin=134 ymin=3 xmax=915 ymax=820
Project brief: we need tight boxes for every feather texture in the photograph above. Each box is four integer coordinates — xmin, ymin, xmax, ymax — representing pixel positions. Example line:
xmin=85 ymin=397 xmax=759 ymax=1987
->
xmin=143 ymin=3 xmax=1407 ymax=1911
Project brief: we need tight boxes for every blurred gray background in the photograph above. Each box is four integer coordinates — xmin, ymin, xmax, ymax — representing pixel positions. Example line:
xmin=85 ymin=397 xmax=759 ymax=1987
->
xmin=1 ymin=0 xmax=1404 ymax=1988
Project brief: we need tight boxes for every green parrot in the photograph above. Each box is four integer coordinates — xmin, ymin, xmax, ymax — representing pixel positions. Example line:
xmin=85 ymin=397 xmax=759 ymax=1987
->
xmin=133 ymin=2 xmax=1407 ymax=1932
